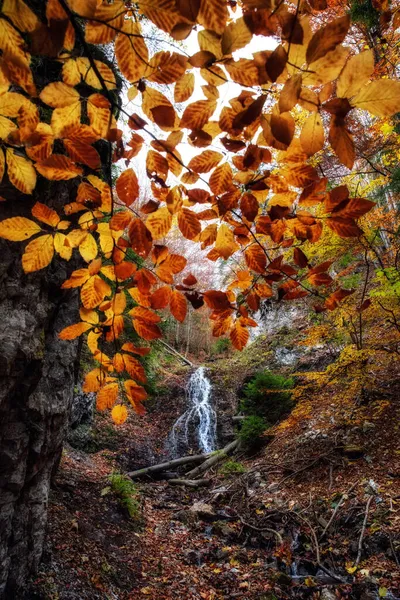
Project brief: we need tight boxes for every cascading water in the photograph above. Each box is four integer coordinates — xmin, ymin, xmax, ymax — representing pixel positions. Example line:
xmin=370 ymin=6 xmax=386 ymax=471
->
xmin=169 ymin=367 xmax=217 ymax=458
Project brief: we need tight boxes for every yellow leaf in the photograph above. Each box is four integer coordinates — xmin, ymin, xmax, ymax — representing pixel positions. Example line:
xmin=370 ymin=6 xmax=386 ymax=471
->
xmin=54 ymin=232 xmax=72 ymax=260
xmin=2 ymin=0 xmax=39 ymax=33
xmin=40 ymin=82 xmax=80 ymax=108
xmin=214 ymin=223 xmax=239 ymax=260
xmin=198 ymin=0 xmax=228 ymax=35
xmin=188 ymin=149 xmax=222 ymax=173
xmin=81 ymin=275 xmax=111 ymax=309
xmin=300 ymin=112 xmax=325 ymax=156
xmin=22 ymin=234 xmax=54 ymax=273
xmin=0 ymin=216 xmax=41 ymax=241
xmin=67 ymin=0 xmax=98 ymax=18
xmin=146 ymin=207 xmax=172 ymax=239
xmin=6 ymin=148 xmax=36 ymax=194
xmin=59 ymin=321 xmax=92 ymax=340
xmin=83 ymin=367 xmax=107 ymax=392
xmin=76 ymin=57 xmax=117 ymax=90
xmin=79 ymin=233 xmax=98 ymax=262
xmin=111 ymin=404 xmax=128 ymax=425
xmin=115 ymin=20 xmax=148 ymax=83
xmin=351 ymin=80 xmax=400 ymax=118
xmin=337 ymin=50 xmax=374 ymax=98
xmin=181 ymin=100 xmax=217 ymax=131
xmin=35 ymin=155 xmax=82 ymax=180
xmin=96 ymin=383 xmax=119 ymax=411
xmin=209 ymin=162 xmax=233 ymax=195
xmin=0 ymin=115 xmax=16 ymax=139
xmin=174 ymin=72 xmax=195 ymax=103
xmin=221 ymin=17 xmax=252 ymax=54
xmin=0 ymin=91 xmax=28 ymax=117
xmin=51 ymin=101 xmax=81 ymax=138
xmin=303 ymin=46 xmax=349 ymax=87
xmin=86 ymin=0 xmax=125 ymax=44
xmin=87 ymin=93 xmax=112 ymax=138
xmin=0 ymin=17 xmax=26 ymax=59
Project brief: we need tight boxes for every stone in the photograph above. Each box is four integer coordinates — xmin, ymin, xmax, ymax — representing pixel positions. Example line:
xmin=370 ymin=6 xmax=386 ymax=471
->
xmin=189 ymin=502 xmax=217 ymax=520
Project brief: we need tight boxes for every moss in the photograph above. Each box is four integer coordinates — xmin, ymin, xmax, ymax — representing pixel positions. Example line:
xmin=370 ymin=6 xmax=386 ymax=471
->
xmin=102 ymin=472 xmax=141 ymax=522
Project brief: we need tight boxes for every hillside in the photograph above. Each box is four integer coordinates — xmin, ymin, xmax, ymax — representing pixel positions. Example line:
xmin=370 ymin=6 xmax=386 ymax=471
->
xmin=28 ymin=320 xmax=400 ymax=600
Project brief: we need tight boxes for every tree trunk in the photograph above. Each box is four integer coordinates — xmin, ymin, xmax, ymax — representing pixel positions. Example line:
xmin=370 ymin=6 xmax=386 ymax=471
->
xmin=0 ymin=181 xmax=79 ymax=598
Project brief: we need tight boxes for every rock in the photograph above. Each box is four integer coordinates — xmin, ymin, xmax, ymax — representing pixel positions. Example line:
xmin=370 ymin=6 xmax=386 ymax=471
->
xmin=320 ymin=590 xmax=336 ymax=600
xmin=183 ymin=549 xmax=204 ymax=565
xmin=69 ymin=387 xmax=95 ymax=429
xmin=267 ymin=482 xmax=280 ymax=492
xmin=189 ymin=502 xmax=217 ymax=521
xmin=363 ymin=421 xmax=375 ymax=433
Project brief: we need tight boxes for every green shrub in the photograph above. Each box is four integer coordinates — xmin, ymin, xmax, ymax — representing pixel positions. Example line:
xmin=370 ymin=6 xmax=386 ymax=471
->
xmin=102 ymin=472 xmax=141 ymax=521
xmin=239 ymin=415 xmax=267 ymax=447
xmin=211 ymin=337 xmax=230 ymax=355
xmin=240 ymin=370 xmax=294 ymax=423
xmin=219 ymin=460 xmax=246 ymax=476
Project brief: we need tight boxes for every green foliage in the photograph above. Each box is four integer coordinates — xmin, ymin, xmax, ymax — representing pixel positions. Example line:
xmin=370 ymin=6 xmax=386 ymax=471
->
xmin=211 ymin=337 xmax=230 ymax=355
xmin=349 ymin=0 xmax=380 ymax=28
xmin=219 ymin=460 xmax=246 ymax=476
xmin=103 ymin=472 xmax=141 ymax=521
xmin=239 ymin=415 xmax=268 ymax=447
xmin=338 ymin=252 xmax=354 ymax=268
xmin=341 ymin=273 xmax=361 ymax=289
xmin=370 ymin=267 xmax=400 ymax=299
xmin=240 ymin=370 xmax=294 ymax=422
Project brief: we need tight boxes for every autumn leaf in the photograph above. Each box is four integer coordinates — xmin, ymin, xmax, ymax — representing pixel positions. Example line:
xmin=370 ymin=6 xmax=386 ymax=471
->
xmin=111 ymin=404 xmax=128 ymax=425
xmin=170 ymin=289 xmax=187 ymax=322
xmin=0 ymin=216 xmax=41 ymax=241
xmin=22 ymin=234 xmax=54 ymax=273
xmin=6 ymin=148 xmax=36 ymax=194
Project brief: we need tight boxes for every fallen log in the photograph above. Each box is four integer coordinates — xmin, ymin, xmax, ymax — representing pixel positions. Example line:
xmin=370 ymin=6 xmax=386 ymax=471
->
xmin=157 ymin=339 xmax=193 ymax=366
xmin=127 ymin=453 xmax=210 ymax=479
xmin=232 ymin=415 xmax=245 ymax=422
xmin=185 ymin=439 xmax=240 ymax=479
xmin=168 ymin=478 xmax=211 ymax=488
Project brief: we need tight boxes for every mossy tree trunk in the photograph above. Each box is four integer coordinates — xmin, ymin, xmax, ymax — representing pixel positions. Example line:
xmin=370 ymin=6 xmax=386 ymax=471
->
xmin=0 ymin=180 xmax=80 ymax=598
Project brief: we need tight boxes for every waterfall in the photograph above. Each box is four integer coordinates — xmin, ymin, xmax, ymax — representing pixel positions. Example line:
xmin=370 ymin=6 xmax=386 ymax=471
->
xmin=169 ymin=367 xmax=217 ymax=458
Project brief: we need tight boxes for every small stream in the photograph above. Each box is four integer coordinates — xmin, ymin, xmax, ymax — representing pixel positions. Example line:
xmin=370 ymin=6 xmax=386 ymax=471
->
xmin=169 ymin=367 xmax=217 ymax=458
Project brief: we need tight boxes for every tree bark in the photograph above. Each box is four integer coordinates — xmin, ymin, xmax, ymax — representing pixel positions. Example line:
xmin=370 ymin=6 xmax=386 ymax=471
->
xmin=0 ymin=181 xmax=79 ymax=598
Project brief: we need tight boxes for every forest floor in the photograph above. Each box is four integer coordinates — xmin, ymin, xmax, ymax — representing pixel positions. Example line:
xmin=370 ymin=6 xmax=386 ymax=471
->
xmin=29 ymin=347 xmax=400 ymax=600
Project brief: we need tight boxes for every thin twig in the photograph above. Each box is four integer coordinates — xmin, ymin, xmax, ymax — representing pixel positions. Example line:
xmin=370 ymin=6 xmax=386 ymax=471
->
xmin=291 ymin=512 xmax=347 ymax=583
xmin=354 ymin=495 xmax=373 ymax=569
xmin=320 ymin=482 xmax=358 ymax=540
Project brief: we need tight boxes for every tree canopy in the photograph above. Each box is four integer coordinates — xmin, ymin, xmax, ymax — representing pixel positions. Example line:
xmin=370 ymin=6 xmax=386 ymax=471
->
xmin=0 ymin=0 xmax=399 ymax=423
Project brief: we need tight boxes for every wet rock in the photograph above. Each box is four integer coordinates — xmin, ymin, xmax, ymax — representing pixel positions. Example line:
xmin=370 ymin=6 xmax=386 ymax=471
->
xmin=69 ymin=387 xmax=95 ymax=429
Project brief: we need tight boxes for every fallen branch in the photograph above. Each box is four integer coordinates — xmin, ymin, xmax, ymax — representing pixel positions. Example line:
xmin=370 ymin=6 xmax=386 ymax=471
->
xmin=168 ymin=478 xmax=211 ymax=488
xmin=354 ymin=495 xmax=373 ymax=569
xmin=291 ymin=512 xmax=347 ymax=583
xmin=185 ymin=439 xmax=240 ymax=479
xmin=320 ymin=482 xmax=358 ymax=540
xmin=157 ymin=339 xmax=193 ymax=366
xmin=232 ymin=415 xmax=246 ymax=422
xmin=127 ymin=453 xmax=210 ymax=479
xmin=233 ymin=511 xmax=283 ymax=544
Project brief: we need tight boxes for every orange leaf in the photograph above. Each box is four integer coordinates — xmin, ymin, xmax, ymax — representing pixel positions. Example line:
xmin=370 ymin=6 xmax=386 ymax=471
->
xmin=178 ymin=208 xmax=201 ymax=240
xmin=116 ymin=168 xmax=139 ymax=206
xmin=58 ymin=321 xmax=91 ymax=340
xmin=170 ymin=289 xmax=187 ymax=322
xmin=230 ymin=322 xmax=249 ymax=350
xmin=96 ymin=382 xmax=118 ymax=411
